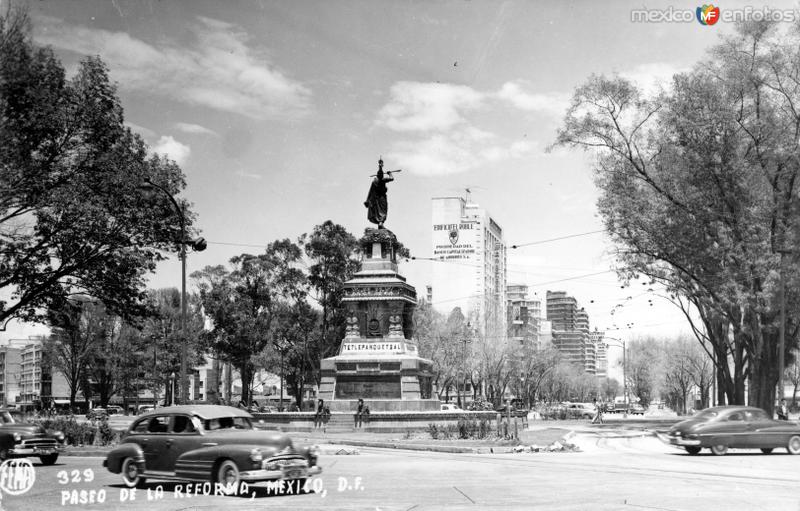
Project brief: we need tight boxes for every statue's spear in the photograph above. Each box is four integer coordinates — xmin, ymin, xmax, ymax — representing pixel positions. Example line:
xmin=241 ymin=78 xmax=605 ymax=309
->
xmin=369 ymin=169 xmax=402 ymax=177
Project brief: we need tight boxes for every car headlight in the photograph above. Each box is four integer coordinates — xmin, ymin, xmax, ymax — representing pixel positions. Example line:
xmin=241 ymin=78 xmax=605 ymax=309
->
xmin=12 ymin=433 xmax=21 ymax=442
xmin=54 ymin=431 xmax=65 ymax=442
xmin=249 ymin=448 xmax=263 ymax=463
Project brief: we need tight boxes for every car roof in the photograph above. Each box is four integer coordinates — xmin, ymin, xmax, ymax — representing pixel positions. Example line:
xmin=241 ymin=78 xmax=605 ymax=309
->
xmin=138 ymin=405 xmax=253 ymax=420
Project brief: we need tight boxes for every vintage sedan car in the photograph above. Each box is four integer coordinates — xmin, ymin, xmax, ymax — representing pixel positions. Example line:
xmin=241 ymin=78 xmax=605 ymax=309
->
xmin=0 ymin=408 xmax=65 ymax=465
xmin=661 ymin=405 xmax=800 ymax=455
xmin=104 ymin=405 xmax=321 ymax=490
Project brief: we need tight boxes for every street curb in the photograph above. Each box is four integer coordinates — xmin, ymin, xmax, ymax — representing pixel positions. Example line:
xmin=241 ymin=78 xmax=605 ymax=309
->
xmin=316 ymin=439 xmax=480 ymax=453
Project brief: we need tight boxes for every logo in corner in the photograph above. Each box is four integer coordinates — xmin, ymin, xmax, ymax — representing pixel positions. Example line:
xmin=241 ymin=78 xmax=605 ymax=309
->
xmin=448 ymin=228 xmax=459 ymax=246
xmin=0 ymin=459 xmax=34 ymax=496
xmin=696 ymin=4 xmax=720 ymax=25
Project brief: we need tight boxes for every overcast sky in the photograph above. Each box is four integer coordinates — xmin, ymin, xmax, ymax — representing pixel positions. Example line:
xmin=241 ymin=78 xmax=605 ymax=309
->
xmin=6 ymin=0 xmax=794 ymax=362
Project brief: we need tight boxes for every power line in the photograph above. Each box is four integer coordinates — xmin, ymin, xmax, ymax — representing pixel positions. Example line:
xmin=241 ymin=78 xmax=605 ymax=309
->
xmin=510 ymin=230 xmax=605 ymax=249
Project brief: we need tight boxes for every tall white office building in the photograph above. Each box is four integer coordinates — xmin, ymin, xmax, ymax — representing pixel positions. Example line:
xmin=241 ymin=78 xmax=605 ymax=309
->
xmin=431 ymin=196 xmax=507 ymax=343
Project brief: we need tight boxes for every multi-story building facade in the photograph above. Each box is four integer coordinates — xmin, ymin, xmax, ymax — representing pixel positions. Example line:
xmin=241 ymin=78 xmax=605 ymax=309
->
xmin=590 ymin=330 xmax=607 ymax=379
xmin=546 ymin=291 xmax=599 ymax=374
xmin=0 ymin=346 xmax=22 ymax=407
xmin=431 ymin=196 xmax=507 ymax=343
xmin=506 ymin=284 xmax=542 ymax=347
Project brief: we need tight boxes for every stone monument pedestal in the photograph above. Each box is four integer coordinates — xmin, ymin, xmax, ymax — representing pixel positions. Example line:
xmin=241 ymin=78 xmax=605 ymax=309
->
xmin=318 ymin=228 xmax=439 ymax=412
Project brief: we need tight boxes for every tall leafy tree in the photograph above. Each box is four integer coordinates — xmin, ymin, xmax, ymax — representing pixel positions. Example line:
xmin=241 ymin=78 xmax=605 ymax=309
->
xmin=45 ymin=297 xmax=102 ymax=408
xmin=193 ymin=240 xmax=307 ymax=405
xmin=554 ymin=20 xmax=800 ymax=412
xmin=301 ymin=221 xmax=360 ymax=370
xmin=0 ymin=7 xmax=194 ymax=326
xmin=138 ymin=288 xmax=205 ymax=404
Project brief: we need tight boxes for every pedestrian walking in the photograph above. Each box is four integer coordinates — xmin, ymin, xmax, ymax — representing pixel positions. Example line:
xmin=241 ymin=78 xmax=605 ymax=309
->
xmin=591 ymin=398 xmax=604 ymax=424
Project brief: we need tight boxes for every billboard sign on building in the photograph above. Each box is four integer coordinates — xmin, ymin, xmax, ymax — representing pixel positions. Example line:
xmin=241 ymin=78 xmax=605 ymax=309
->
xmin=432 ymin=221 xmax=479 ymax=261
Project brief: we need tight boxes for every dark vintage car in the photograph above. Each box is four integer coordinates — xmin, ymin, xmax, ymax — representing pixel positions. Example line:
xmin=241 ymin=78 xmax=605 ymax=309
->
xmin=104 ymin=405 xmax=321 ymax=490
xmin=661 ymin=405 xmax=800 ymax=455
xmin=0 ymin=409 xmax=65 ymax=465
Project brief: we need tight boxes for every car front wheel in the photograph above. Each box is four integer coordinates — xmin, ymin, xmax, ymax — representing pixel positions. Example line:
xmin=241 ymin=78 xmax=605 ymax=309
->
xmin=121 ymin=457 xmax=146 ymax=488
xmin=216 ymin=460 xmax=241 ymax=494
xmin=685 ymin=446 xmax=701 ymax=455
xmin=39 ymin=454 xmax=58 ymax=465
xmin=710 ymin=444 xmax=728 ymax=456
xmin=787 ymin=435 xmax=800 ymax=455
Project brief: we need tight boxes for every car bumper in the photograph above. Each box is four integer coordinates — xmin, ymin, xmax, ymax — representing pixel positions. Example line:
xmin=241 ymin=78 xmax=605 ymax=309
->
xmin=10 ymin=446 xmax=65 ymax=456
xmin=656 ymin=432 xmax=700 ymax=446
xmin=239 ymin=465 xmax=322 ymax=482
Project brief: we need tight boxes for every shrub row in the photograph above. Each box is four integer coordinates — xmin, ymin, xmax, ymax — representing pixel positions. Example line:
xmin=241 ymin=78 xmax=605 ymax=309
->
xmin=35 ymin=417 xmax=118 ymax=446
xmin=428 ymin=417 xmax=494 ymax=440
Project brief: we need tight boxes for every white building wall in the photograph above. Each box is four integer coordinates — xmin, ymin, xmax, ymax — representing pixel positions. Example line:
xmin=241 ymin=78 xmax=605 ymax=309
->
xmin=431 ymin=196 xmax=507 ymax=344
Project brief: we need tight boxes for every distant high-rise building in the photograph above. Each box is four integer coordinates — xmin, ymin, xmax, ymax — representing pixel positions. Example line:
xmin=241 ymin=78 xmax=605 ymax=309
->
xmin=591 ymin=330 xmax=607 ymax=379
xmin=546 ymin=291 xmax=597 ymax=374
xmin=507 ymin=284 xmax=541 ymax=347
xmin=431 ymin=196 xmax=507 ymax=343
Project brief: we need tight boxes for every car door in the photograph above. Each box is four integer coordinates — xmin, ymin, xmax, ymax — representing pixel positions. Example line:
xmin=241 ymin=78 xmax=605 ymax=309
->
xmin=743 ymin=409 xmax=784 ymax=448
xmin=162 ymin=414 xmax=204 ymax=472
xmin=718 ymin=411 xmax=749 ymax=448
xmin=141 ymin=415 xmax=171 ymax=472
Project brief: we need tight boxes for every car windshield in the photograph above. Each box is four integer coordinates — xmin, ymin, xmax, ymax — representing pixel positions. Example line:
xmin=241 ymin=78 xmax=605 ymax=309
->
xmin=202 ymin=416 xmax=252 ymax=431
xmin=0 ymin=412 xmax=14 ymax=424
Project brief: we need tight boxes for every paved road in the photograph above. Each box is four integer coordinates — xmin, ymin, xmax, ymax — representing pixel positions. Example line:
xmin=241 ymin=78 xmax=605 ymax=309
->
xmin=2 ymin=434 xmax=800 ymax=511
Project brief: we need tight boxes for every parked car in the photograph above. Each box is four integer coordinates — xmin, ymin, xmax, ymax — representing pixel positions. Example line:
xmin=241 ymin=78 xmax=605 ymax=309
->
xmin=104 ymin=405 xmax=321 ymax=490
xmin=0 ymin=408 xmax=65 ymax=465
xmin=661 ymin=405 xmax=800 ymax=455
xmin=629 ymin=404 xmax=645 ymax=415
xmin=106 ymin=406 xmax=124 ymax=415
xmin=137 ymin=405 xmax=155 ymax=415
xmin=563 ymin=403 xmax=595 ymax=419
xmin=441 ymin=404 xmax=462 ymax=412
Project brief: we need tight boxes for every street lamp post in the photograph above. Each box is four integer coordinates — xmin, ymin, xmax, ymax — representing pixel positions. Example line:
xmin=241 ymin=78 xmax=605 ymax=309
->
xmin=141 ymin=180 xmax=206 ymax=406
xmin=458 ymin=322 xmax=472 ymax=408
xmin=605 ymin=337 xmax=627 ymax=416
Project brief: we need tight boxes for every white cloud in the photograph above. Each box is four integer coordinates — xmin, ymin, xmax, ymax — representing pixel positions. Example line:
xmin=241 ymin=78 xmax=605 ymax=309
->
xmin=619 ymin=63 xmax=688 ymax=97
xmin=174 ymin=122 xmax=218 ymax=136
xmin=152 ymin=136 xmax=191 ymax=166
xmin=34 ymin=15 xmax=311 ymax=120
xmin=377 ymin=81 xmax=549 ymax=175
xmin=235 ymin=169 xmax=262 ymax=180
xmin=376 ymin=82 xmax=484 ymax=132
xmin=388 ymin=129 xmax=534 ymax=176
xmin=496 ymin=82 xmax=570 ymax=116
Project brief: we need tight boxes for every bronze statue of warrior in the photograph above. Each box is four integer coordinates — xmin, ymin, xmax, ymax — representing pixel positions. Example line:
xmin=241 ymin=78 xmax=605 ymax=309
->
xmin=364 ymin=158 xmax=400 ymax=228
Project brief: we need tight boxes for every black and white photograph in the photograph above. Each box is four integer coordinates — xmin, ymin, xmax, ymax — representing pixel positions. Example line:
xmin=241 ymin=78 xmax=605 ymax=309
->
xmin=1 ymin=0 xmax=800 ymax=509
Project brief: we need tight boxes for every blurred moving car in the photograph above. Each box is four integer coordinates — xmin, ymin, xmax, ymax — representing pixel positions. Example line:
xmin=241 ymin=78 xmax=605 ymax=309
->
xmin=661 ymin=405 xmax=800 ymax=455
xmin=0 ymin=408 xmax=65 ymax=464
xmin=441 ymin=404 xmax=462 ymax=411
xmin=104 ymin=405 xmax=321 ymax=490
